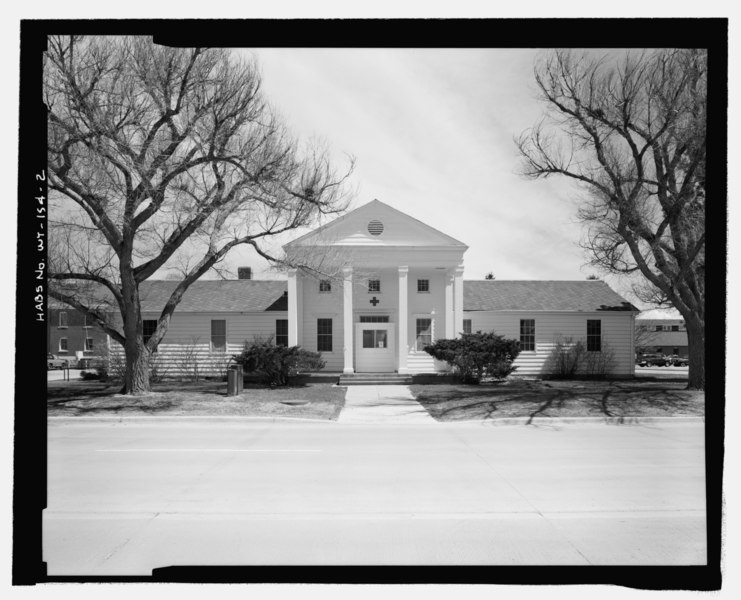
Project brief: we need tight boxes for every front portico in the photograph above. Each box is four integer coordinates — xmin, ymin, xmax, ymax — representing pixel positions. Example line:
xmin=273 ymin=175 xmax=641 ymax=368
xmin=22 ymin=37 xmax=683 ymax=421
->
xmin=283 ymin=200 xmax=468 ymax=374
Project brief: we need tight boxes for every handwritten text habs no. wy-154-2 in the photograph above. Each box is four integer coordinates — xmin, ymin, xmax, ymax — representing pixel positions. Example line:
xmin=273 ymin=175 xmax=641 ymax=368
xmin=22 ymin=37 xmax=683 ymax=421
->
xmin=34 ymin=170 xmax=46 ymax=321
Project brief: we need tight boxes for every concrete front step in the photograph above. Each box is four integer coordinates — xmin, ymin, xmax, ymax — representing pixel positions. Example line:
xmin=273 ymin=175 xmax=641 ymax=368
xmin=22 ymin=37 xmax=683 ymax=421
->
xmin=339 ymin=374 xmax=413 ymax=386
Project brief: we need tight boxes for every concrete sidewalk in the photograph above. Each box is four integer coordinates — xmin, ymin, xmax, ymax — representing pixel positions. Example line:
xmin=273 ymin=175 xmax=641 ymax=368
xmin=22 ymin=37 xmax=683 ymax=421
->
xmin=338 ymin=385 xmax=436 ymax=423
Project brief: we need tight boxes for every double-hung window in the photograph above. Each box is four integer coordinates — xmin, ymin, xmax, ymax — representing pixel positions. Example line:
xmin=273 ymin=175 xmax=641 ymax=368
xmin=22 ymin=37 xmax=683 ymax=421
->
xmin=463 ymin=319 xmax=472 ymax=334
xmin=317 ymin=319 xmax=333 ymax=352
xmin=319 ymin=280 xmax=332 ymax=293
xmin=415 ymin=318 xmax=432 ymax=350
xmin=58 ymin=311 xmax=68 ymax=328
xmin=59 ymin=338 xmax=68 ymax=352
xmin=276 ymin=319 xmax=289 ymax=347
xmin=211 ymin=320 xmax=226 ymax=352
xmin=417 ymin=279 xmax=429 ymax=293
xmin=143 ymin=319 xmax=158 ymax=345
xmin=520 ymin=319 xmax=535 ymax=351
xmin=587 ymin=319 xmax=602 ymax=352
xmin=84 ymin=338 xmax=94 ymax=352
xmin=368 ymin=279 xmax=381 ymax=293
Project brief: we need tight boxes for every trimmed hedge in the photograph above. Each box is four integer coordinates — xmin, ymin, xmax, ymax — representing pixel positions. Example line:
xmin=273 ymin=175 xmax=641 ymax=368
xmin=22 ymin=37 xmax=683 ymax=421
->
xmin=233 ymin=338 xmax=326 ymax=386
xmin=424 ymin=332 xmax=521 ymax=384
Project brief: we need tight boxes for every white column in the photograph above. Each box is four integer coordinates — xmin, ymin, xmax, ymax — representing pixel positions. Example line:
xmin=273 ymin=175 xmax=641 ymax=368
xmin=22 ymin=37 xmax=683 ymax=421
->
xmin=287 ymin=269 xmax=298 ymax=346
xmin=445 ymin=271 xmax=455 ymax=339
xmin=453 ymin=264 xmax=464 ymax=338
xmin=296 ymin=275 xmax=303 ymax=346
xmin=342 ymin=266 xmax=354 ymax=374
xmin=398 ymin=266 xmax=409 ymax=374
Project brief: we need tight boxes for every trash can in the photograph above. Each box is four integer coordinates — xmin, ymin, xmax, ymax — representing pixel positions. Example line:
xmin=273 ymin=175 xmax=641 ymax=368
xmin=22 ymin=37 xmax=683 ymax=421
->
xmin=227 ymin=364 xmax=244 ymax=396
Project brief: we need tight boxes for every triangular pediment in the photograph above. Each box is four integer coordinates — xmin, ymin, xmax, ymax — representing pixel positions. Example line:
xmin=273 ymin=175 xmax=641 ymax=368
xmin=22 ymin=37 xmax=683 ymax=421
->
xmin=285 ymin=200 xmax=468 ymax=249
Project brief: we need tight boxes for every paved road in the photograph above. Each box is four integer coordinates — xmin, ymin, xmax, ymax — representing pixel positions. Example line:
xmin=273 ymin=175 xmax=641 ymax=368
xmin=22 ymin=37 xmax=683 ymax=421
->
xmin=635 ymin=365 xmax=688 ymax=379
xmin=44 ymin=419 xmax=706 ymax=575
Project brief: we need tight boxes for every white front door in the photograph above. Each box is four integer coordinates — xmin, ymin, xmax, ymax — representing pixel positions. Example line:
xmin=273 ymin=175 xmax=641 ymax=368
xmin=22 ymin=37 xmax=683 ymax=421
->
xmin=355 ymin=323 xmax=395 ymax=372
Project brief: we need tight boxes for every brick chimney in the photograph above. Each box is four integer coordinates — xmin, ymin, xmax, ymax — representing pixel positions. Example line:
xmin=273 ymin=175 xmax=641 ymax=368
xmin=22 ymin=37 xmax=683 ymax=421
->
xmin=237 ymin=267 xmax=252 ymax=280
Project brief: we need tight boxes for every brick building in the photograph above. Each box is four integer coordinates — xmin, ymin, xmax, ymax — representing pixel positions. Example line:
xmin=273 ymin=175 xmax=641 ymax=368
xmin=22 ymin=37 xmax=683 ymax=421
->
xmin=47 ymin=304 xmax=109 ymax=363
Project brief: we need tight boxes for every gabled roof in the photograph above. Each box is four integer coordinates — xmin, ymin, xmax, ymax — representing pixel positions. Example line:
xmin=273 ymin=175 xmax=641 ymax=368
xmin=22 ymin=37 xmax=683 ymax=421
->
xmin=464 ymin=280 xmax=638 ymax=312
xmin=138 ymin=280 xmax=288 ymax=313
xmin=635 ymin=308 xmax=683 ymax=321
xmin=50 ymin=279 xmax=636 ymax=315
xmin=285 ymin=199 xmax=468 ymax=249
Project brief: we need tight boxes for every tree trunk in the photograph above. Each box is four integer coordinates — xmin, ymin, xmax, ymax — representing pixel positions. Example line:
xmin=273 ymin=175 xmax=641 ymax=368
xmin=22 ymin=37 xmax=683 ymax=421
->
xmin=119 ymin=260 xmax=151 ymax=395
xmin=685 ymin=315 xmax=705 ymax=391
xmin=121 ymin=338 xmax=151 ymax=394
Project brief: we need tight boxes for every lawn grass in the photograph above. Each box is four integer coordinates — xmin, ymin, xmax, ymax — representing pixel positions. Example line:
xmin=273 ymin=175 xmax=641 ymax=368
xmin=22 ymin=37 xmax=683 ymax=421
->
xmin=410 ymin=379 xmax=704 ymax=423
xmin=47 ymin=379 xmax=346 ymax=420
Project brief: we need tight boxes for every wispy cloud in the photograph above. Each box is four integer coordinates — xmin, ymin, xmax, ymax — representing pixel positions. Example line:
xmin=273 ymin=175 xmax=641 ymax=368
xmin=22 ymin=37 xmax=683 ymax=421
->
xmin=230 ymin=48 xmax=595 ymax=283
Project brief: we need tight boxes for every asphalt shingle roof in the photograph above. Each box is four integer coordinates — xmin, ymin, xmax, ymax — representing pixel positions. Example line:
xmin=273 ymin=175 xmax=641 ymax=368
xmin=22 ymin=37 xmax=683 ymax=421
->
xmin=137 ymin=280 xmax=288 ymax=313
xmin=50 ymin=279 xmax=635 ymax=314
xmin=463 ymin=280 xmax=637 ymax=312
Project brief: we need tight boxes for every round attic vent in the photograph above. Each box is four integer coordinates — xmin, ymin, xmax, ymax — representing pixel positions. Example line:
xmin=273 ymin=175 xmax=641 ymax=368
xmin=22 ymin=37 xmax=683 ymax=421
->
xmin=368 ymin=220 xmax=384 ymax=236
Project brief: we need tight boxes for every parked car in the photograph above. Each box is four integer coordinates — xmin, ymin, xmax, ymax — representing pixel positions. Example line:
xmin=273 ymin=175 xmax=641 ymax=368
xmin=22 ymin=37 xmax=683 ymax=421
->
xmin=669 ymin=355 xmax=689 ymax=367
xmin=47 ymin=352 xmax=71 ymax=370
xmin=636 ymin=353 xmax=668 ymax=367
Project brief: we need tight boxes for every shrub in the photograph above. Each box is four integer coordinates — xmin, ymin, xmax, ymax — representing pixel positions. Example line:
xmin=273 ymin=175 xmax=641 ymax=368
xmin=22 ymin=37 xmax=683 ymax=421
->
xmin=149 ymin=351 xmax=169 ymax=383
xmin=101 ymin=347 xmax=125 ymax=381
xmin=544 ymin=336 xmax=586 ymax=378
xmin=424 ymin=332 xmax=521 ymax=384
xmin=232 ymin=337 xmax=326 ymax=386
xmin=545 ymin=335 xmax=615 ymax=379
xmin=582 ymin=343 xmax=616 ymax=378
xmin=174 ymin=336 xmax=201 ymax=381
xmin=98 ymin=348 xmax=170 ymax=382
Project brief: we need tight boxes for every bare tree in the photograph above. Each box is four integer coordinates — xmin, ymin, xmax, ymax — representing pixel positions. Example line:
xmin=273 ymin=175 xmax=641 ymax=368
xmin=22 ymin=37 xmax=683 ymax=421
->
xmin=634 ymin=323 xmax=661 ymax=354
xmin=516 ymin=49 xmax=706 ymax=389
xmin=45 ymin=36 xmax=353 ymax=394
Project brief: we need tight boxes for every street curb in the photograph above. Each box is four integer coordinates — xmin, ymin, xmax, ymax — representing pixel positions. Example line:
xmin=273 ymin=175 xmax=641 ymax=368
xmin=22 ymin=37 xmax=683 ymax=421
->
xmin=47 ymin=415 xmax=704 ymax=426
xmin=47 ymin=415 xmax=338 ymax=424
xmin=445 ymin=416 xmax=705 ymax=426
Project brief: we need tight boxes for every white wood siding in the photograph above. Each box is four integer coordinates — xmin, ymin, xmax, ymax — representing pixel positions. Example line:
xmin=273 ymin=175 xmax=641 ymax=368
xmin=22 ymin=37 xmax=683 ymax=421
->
xmin=110 ymin=311 xmax=288 ymax=377
xmin=407 ymin=270 xmax=448 ymax=351
xmin=464 ymin=311 xmax=635 ymax=377
xmin=301 ymin=277 xmax=343 ymax=371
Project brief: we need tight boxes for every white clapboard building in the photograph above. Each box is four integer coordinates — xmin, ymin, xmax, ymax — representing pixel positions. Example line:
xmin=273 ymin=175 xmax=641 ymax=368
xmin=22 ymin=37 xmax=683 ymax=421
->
xmin=108 ymin=200 xmax=638 ymax=378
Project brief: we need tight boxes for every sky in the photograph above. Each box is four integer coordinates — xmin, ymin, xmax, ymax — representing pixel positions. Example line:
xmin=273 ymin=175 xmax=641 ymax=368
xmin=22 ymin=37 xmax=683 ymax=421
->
xmin=223 ymin=47 xmax=627 ymax=295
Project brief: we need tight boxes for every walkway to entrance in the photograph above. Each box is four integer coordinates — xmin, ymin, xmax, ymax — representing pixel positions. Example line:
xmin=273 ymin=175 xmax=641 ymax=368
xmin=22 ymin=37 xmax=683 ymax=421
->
xmin=338 ymin=385 xmax=436 ymax=424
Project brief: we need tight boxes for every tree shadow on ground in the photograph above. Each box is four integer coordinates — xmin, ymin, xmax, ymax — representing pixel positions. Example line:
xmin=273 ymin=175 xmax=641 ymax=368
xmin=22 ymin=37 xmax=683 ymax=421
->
xmin=415 ymin=382 xmax=702 ymax=422
xmin=47 ymin=379 xmax=304 ymax=405
xmin=62 ymin=399 xmax=178 ymax=415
